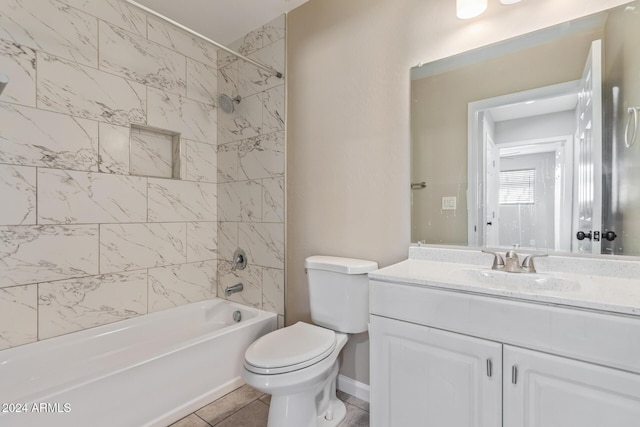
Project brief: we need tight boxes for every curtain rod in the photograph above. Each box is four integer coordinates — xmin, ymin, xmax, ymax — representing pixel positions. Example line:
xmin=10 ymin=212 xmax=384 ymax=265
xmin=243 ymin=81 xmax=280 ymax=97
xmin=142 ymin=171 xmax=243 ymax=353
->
xmin=124 ymin=0 xmax=283 ymax=79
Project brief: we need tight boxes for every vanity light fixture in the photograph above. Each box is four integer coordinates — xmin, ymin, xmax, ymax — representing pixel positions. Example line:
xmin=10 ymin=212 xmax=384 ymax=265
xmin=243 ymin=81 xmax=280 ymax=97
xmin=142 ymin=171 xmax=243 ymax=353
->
xmin=457 ymin=0 xmax=521 ymax=20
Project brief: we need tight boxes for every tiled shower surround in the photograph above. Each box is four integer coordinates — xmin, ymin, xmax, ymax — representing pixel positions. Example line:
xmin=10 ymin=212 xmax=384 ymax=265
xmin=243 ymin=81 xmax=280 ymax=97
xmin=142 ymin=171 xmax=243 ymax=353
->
xmin=0 ymin=0 xmax=285 ymax=350
xmin=216 ymin=17 xmax=286 ymax=327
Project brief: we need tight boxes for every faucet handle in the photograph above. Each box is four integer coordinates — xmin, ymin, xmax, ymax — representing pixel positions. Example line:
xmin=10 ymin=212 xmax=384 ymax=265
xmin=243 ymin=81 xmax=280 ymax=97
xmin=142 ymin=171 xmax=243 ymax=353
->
xmin=521 ymin=254 xmax=548 ymax=273
xmin=482 ymin=249 xmax=505 ymax=270
xmin=231 ymin=248 xmax=247 ymax=271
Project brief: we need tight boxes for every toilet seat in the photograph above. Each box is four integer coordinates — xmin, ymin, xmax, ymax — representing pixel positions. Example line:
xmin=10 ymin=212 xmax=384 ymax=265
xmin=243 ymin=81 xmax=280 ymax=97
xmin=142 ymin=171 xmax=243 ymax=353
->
xmin=244 ymin=322 xmax=336 ymax=375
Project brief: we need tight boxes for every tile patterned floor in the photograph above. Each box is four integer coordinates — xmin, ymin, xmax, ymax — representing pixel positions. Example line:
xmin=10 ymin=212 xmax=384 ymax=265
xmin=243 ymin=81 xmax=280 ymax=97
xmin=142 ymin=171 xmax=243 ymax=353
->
xmin=169 ymin=386 xmax=369 ymax=427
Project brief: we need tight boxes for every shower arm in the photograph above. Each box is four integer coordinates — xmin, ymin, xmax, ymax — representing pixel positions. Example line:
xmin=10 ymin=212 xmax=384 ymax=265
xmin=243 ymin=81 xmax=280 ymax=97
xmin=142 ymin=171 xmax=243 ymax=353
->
xmin=124 ymin=0 xmax=283 ymax=79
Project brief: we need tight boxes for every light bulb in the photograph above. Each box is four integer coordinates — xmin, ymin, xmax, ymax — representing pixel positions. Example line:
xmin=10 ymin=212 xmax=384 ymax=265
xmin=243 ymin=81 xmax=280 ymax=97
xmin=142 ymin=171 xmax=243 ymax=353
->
xmin=457 ymin=0 xmax=488 ymax=19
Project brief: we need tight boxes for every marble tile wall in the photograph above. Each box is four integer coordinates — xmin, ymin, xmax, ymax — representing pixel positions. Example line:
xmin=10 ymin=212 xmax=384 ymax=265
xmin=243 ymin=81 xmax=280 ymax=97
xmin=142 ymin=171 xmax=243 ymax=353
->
xmin=129 ymin=126 xmax=177 ymax=179
xmin=216 ymin=15 xmax=286 ymax=328
xmin=0 ymin=0 xmax=221 ymax=350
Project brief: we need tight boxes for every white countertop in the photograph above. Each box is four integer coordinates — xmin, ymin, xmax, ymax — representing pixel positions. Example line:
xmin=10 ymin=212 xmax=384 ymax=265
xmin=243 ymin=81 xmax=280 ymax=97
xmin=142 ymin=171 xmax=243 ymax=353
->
xmin=370 ymin=258 xmax=640 ymax=316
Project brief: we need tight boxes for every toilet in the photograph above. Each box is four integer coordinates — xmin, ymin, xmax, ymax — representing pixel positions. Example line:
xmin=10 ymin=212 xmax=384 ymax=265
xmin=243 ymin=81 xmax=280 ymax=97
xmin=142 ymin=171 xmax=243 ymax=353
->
xmin=242 ymin=255 xmax=378 ymax=427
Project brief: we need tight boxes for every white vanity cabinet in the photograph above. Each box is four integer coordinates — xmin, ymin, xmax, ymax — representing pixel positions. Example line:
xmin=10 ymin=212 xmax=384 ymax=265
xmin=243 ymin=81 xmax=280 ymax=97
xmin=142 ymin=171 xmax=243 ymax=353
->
xmin=370 ymin=315 xmax=502 ymax=426
xmin=504 ymin=346 xmax=640 ymax=426
xmin=369 ymin=278 xmax=640 ymax=427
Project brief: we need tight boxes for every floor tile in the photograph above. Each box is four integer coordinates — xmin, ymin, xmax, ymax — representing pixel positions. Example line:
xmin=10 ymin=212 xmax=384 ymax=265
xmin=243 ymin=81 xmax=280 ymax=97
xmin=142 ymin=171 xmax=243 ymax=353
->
xmin=337 ymin=390 xmax=370 ymax=413
xmin=195 ymin=385 xmax=264 ymax=425
xmin=340 ymin=402 xmax=370 ymax=427
xmin=173 ymin=385 xmax=370 ymax=427
xmin=169 ymin=413 xmax=211 ymax=427
xmin=258 ymin=394 xmax=271 ymax=405
xmin=212 ymin=400 xmax=269 ymax=427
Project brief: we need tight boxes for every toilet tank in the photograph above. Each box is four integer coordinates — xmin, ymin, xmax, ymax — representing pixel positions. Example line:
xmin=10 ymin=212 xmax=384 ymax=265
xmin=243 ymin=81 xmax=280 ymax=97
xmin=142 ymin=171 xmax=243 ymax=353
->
xmin=305 ymin=256 xmax=378 ymax=334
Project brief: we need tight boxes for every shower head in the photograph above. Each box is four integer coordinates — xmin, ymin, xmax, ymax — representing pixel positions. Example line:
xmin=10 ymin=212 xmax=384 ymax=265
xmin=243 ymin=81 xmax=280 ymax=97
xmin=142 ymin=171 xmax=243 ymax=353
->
xmin=218 ymin=94 xmax=241 ymax=114
xmin=0 ymin=74 xmax=8 ymax=96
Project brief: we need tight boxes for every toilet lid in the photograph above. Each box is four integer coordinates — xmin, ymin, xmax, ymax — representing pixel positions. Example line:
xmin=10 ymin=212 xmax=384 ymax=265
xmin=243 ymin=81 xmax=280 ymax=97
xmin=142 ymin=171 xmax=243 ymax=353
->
xmin=244 ymin=322 xmax=336 ymax=374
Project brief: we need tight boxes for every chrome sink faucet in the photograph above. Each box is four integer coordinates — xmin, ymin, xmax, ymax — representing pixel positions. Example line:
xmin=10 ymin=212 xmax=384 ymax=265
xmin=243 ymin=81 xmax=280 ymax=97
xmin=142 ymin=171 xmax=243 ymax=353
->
xmin=482 ymin=249 xmax=548 ymax=273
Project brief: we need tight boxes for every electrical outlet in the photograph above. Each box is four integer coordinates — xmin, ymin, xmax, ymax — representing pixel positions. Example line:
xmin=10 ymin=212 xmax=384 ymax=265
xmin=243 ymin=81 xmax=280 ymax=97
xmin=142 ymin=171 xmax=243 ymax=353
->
xmin=442 ymin=196 xmax=457 ymax=210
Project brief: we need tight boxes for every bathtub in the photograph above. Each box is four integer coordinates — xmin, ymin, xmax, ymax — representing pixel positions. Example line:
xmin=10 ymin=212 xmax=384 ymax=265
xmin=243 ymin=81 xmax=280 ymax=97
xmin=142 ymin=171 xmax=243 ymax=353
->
xmin=0 ymin=298 xmax=277 ymax=427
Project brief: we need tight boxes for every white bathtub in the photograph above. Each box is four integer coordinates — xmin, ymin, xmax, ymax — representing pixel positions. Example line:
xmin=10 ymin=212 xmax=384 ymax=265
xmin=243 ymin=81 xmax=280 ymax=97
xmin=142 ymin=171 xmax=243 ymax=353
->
xmin=0 ymin=298 xmax=277 ymax=427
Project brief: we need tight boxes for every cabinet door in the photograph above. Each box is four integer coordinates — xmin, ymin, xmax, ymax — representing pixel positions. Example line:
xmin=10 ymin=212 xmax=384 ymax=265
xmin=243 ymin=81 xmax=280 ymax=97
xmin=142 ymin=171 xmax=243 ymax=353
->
xmin=370 ymin=315 xmax=502 ymax=427
xmin=504 ymin=345 xmax=640 ymax=427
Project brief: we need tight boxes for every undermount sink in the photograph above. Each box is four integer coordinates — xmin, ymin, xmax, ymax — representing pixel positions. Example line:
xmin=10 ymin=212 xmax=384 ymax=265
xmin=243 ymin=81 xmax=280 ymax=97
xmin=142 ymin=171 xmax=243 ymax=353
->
xmin=459 ymin=268 xmax=580 ymax=292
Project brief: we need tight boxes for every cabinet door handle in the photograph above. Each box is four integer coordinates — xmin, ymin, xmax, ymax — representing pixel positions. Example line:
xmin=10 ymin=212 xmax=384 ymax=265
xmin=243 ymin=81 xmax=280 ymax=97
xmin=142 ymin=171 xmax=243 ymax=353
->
xmin=486 ymin=359 xmax=493 ymax=377
xmin=512 ymin=365 xmax=518 ymax=384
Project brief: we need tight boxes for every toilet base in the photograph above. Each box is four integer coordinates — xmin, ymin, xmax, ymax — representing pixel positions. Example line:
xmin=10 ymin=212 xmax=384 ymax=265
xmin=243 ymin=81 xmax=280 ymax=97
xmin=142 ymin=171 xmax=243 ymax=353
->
xmin=265 ymin=361 xmax=346 ymax=427
xmin=243 ymin=330 xmax=349 ymax=427
xmin=317 ymin=397 xmax=347 ymax=427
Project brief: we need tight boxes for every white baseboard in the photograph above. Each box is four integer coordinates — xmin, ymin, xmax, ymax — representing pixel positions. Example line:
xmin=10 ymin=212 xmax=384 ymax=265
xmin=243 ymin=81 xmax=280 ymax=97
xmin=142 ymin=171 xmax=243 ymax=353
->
xmin=337 ymin=374 xmax=370 ymax=403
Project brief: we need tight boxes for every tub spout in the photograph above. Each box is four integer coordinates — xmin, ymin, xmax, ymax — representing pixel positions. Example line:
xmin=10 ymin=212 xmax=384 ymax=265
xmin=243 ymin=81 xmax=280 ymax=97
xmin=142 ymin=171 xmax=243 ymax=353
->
xmin=225 ymin=283 xmax=243 ymax=297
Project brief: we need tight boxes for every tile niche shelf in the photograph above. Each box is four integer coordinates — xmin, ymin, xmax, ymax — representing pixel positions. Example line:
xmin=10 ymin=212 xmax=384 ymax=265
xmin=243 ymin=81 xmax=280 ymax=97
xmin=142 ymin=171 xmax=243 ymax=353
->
xmin=130 ymin=124 xmax=181 ymax=179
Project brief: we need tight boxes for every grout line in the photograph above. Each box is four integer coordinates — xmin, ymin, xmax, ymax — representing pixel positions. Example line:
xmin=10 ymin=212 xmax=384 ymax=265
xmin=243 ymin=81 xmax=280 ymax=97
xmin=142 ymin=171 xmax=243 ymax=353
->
xmin=145 ymin=177 xmax=149 ymax=222
xmin=35 ymin=282 xmax=40 ymax=341
xmin=210 ymin=392 xmax=264 ymax=427
xmin=34 ymin=49 xmax=39 ymax=108
xmin=96 ymin=18 xmax=100 ymax=70
xmin=34 ymin=167 xmax=39 ymax=224
xmin=146 ymin=267 xmax=149 ymax=315
xmin=97 ymin=222 xmax=101 ymax=274
xmin=194 ymin=413 xmax=213 ymax=427
xmin=184 ymin=55 xmax=188 ymax=99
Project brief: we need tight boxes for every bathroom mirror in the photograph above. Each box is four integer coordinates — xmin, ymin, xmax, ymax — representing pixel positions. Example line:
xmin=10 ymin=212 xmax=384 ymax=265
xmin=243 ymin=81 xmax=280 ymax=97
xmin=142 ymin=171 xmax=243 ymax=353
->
xmin=411 ymin=0 xmax=640 ymax=256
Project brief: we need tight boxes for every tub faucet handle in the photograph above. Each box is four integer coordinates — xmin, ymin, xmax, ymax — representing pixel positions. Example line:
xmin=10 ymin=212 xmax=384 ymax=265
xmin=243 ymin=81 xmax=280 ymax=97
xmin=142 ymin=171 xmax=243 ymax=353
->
xmin=231 ymin=248 xmax=247 ymax=271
